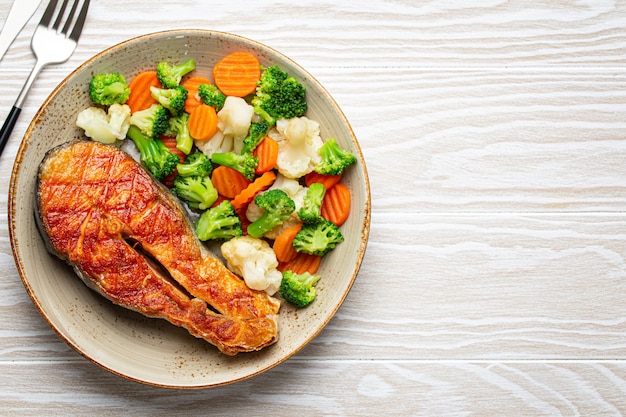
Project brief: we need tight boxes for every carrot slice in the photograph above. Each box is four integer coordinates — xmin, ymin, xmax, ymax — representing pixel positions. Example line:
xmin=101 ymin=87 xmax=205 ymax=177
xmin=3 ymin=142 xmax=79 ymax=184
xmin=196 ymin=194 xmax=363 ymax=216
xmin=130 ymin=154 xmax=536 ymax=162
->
xmin=234 ymin=205 xmax=252 ymax=235
xmin=188 ymin=104 xmax=218 ymax=140
xmin=211 ymin=165 xmax=251 ymax=199
xmin=321 ymin=182 xmax=350 ymax=226
xmin=127 ymin=70 xmax=161 ymax=113
xmin=160 ymin=135 xmax=187 ymax=161
xmin=304 ymin=171 xmax=343 ymax=190
xmin=231 ymin=171 xmax=277 ymax=211
xmin=212 ymin=51 xmax=261 ymax=97
xmin=278 ymin=252 xmax=321 ymax=275
xmin=159 ymin=135 xmax=186 ymax=187
xmin=273 ymin=223 xmax=303 ymax=263
xmin=211 ymin=194 xmax=228 ymax=208
xmin=253 ymin=136 xmax=279 ymax=175
xmin=182 ymin=76 xmax=212 ymax=114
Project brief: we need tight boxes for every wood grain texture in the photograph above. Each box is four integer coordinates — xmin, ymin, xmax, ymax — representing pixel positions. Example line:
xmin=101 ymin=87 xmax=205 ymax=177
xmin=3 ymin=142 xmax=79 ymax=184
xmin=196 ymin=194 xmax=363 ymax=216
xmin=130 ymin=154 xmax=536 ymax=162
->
xmin=2 ymin=0 xmax=626 ymax=68
xmin=2 ymin=360 xmax=626 ymax=416
xmin=1 ymin=0 xmax=625 ymax=414
xmin=321 ymin=68 xmax=626 ymax=212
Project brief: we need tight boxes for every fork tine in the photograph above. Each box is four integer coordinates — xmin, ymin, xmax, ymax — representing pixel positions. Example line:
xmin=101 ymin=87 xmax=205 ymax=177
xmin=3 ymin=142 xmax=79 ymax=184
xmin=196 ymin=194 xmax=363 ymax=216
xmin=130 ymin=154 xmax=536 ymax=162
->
xmin=69 ymin=0 xmax=89 ymax=41
xmin=39 ymin=0 xmax=59 ymax=27
xmin=61 ymin=0 xmax=80 ymax=35
xmin=51 ymin=0 xmax=70 ymax=31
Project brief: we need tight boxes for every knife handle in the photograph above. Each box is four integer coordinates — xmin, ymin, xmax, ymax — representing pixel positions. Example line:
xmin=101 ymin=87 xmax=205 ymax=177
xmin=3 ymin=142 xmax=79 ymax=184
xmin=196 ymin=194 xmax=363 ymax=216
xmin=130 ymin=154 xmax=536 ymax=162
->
xmin=0 ymin=106 xmax=21 ymax=156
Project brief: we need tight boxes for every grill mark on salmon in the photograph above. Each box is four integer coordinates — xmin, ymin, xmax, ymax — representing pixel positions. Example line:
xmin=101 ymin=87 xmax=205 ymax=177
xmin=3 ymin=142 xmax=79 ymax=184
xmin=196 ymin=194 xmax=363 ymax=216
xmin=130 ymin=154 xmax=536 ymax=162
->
xmin=36 ymin=140 xmax=280 ymax=355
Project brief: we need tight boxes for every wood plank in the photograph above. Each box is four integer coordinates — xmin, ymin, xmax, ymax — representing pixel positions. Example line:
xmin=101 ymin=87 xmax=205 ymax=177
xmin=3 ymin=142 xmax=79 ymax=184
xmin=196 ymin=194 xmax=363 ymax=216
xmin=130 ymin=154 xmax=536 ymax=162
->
xmin=316 ymin=67 xmax=626 ymax=212
xmin=4 ymin=67 xmax=625 ymax=212
xmin=2 ymin=214 xmax=625 ymax=361
xmin=1 ymin=1 xmax=625 ymax=69
xmin=302 ymin=213 xmax=626 ymax=359
xmin=1 ymin=360 xmax=625 ymax=415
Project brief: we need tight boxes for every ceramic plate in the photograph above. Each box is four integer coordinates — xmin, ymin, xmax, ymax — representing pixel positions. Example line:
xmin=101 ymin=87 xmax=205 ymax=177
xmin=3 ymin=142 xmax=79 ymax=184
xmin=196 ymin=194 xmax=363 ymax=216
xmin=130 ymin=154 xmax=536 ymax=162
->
xmin=9 ymin=30 xmax=370 ymax=389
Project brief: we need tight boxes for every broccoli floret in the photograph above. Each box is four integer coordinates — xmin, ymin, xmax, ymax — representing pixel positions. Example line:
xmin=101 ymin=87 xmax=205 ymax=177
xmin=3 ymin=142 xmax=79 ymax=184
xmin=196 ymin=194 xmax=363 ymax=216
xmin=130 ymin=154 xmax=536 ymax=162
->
xmin=173 ymin=175 xmax=218 ymax=211
xmin=211 ymin=151 xmax=258 ymax=181
xmin=129 ymin=103 xmax=170 ymax=139
xmin=292 ymin=219 xmax=344 ymax=257
xmin=241 ymin=121 xmax=270 ymax=154
xmin=197 ymin=83 xmax=226 ymax=110
xmin=127 ymin=125 xmax=179 ymax=180
xmin=314 ymin=137 xmax=357 ymax=176
xmin=195 ymin=200 xmax=243 ymax=241
xmin=297 ymin=182 xmax=326 ymax=224
xmin=167 ymin=113 xmax=193 ymax=155
xmin=251 ymin=65 xmax=307 ymax=126
xmin=156 ymin=58 xmax=196 ymax=88
xmin=88 ymin=72 xmax=131 ymax=106
xmin=247 ymin=189 xmax=296 ymax=238
xmin=177 ymin=151 xmax=213 ymax=178
xmin=150 ymin=85 xmax=187 ymax=117
xmin=279 ymin=270 xmax=322 ymax=308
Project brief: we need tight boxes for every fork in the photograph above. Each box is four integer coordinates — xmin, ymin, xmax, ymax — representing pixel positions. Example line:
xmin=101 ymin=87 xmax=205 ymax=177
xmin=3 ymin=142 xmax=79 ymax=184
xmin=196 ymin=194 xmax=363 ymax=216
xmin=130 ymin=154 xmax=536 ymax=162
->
xmin=0 ymin=0 xmax=90 ymax=156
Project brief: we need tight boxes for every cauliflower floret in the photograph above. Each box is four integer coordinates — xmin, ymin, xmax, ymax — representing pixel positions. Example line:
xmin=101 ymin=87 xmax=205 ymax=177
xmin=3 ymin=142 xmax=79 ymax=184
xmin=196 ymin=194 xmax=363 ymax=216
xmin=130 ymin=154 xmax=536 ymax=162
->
xmin=269 ymin=116 xmax=323 ymax=178
xmin=195 ymin=129 xmax=234 ymax=158
xmin=221 ymin=235 xmax=282 ymax=295
xmin=217 ymin=96 xmax=254 ymax=154
xmin=246 ymin=174 xmax=308 ymax=239
xmin=276 ymin=116 xmax=314 ymax=147
xmin=271 ymin=174 xmax=309 ymax=207
xmin=76 ymin=103 xmax=131 ymax=144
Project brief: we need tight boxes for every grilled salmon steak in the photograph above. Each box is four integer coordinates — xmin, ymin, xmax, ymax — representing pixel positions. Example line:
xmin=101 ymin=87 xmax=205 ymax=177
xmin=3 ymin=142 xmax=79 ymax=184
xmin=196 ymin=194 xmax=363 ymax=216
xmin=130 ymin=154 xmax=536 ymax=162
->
xmin=36 ymin=140 xmax=280 ymax=355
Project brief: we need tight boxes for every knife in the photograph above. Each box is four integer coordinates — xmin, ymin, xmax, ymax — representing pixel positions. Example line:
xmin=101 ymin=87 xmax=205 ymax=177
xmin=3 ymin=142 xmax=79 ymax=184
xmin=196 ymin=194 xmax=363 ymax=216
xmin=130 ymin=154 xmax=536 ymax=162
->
xmin=0 ymin=0 xmax=42 ymax=61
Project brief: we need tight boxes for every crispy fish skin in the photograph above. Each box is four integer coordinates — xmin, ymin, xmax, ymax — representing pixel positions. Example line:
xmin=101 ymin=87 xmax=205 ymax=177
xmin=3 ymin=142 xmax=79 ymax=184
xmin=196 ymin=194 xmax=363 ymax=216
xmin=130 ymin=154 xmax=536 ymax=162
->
xmin=36 ymin=140 xmax=280 ymax=355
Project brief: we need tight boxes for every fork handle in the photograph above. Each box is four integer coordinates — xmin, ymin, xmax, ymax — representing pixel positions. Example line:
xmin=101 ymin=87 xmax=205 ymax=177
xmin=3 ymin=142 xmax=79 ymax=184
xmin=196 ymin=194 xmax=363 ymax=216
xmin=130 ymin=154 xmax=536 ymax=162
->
xmin=0 ymin=59 xmax=45 ymax=157
xmin=0 ymin=106 xmax=21 ymax=156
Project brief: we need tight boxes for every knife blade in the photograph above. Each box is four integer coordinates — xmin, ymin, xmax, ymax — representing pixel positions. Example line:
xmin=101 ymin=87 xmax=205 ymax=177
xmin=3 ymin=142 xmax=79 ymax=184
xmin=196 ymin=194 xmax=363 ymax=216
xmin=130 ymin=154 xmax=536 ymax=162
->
xmin=0 ymin=0 xmax=42 ymax=61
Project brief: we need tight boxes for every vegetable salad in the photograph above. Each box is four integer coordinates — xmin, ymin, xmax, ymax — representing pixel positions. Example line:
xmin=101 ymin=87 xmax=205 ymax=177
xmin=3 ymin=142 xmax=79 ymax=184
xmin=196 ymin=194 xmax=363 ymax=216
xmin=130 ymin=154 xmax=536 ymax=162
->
xmin=76 ymin=51 xmax=356 ymax=308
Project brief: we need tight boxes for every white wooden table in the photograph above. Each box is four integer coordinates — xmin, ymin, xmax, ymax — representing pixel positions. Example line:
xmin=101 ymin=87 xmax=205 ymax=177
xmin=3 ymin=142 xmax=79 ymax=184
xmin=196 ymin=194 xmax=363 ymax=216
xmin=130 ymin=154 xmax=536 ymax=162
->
xmin=1 ymin=1 xmax=625 ymax=415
